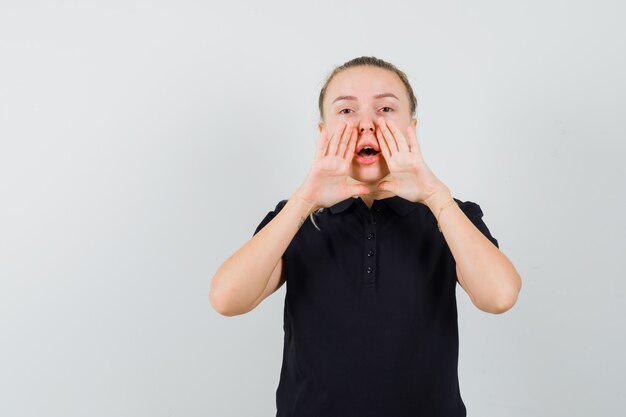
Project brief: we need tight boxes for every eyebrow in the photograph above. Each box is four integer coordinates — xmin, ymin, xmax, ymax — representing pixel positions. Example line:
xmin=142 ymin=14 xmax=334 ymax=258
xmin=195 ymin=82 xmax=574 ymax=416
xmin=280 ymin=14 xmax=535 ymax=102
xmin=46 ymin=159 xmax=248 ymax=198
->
xmin=332 ymin=93 xmax=400 ymax=104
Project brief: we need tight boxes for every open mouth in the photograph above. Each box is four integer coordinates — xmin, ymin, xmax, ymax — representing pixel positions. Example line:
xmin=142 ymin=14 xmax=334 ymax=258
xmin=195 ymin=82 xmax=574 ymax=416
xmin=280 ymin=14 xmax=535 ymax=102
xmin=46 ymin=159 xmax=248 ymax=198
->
xmin=356 ymin=147 xmax=380 ymax=157
xmin=354 ymin=146 xmax=381 ymax=165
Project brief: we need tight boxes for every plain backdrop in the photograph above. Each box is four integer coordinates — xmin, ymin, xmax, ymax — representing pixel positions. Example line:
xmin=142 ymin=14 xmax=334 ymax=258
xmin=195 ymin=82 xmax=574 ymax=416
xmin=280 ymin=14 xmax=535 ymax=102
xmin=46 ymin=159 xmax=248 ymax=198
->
xmin=1 ymin=1 xmax=624 ymax=416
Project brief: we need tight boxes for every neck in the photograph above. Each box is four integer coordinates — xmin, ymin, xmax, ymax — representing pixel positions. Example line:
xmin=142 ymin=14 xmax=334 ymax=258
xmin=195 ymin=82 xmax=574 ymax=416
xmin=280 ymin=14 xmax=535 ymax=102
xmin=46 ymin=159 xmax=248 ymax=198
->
xmin=347 ymin=176 xmax=396 ymax=207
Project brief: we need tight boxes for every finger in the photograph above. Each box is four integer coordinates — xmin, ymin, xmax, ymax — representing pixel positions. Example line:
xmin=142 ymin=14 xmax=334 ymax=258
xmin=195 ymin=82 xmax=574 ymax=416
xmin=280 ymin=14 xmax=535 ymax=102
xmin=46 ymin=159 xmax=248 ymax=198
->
xmin=337 ymin=121 xmax=354 ymax=158
xmin=377 ymin=180 xmax=395 ymax=194
xmin=406 ymin=125 xmax=423 ymax=157
xmin=316 ymin=128 xmax=329 ymax=159
xmin=342 ymin=125 xmax=357 ymax=160
xmin=375 ymin=124 xmax=391 ymax=160
xmin=351 ymin=185 xmax=371 ymax=196
xmin=377 ymin=117 xmax=399 ymax=154
xmin=326 ymin=121 xmax=347 ymax=157
xmin=387 ymin=119 xmax=410 ymax=153
xmin=339 ymin=121 xmax=354 ymax=156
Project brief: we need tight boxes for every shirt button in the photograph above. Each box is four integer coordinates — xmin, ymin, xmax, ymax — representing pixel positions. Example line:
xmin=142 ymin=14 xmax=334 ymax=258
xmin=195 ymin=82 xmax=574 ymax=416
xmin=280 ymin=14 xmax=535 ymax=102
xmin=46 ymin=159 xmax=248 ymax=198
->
xmin=367 ymin=233 xmax=375 ymax=240
xmin=367 ymin=250 xmax=374 ymax=257
xmin=366 ymin=266 xmax=373 ymax=273
xmin=374 ymin=206 xmax=381 ymax=212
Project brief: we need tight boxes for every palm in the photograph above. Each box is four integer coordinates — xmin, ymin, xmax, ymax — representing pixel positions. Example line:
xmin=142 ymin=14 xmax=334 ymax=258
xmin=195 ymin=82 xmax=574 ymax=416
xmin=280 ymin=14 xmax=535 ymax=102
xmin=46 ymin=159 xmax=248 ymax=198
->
xmin=374 ymin=117 xmax=447 ymax=205
xmin=315 ymin=164 xmax=355 ymax=206
xmin=297 ymin=121 xmax=371 ymax=209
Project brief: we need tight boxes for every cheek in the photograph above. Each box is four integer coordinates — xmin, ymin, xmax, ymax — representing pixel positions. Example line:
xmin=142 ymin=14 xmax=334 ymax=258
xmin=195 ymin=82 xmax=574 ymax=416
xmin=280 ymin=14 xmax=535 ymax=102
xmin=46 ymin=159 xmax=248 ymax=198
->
xmin=384 ymin=117 xmax=410 ymax=132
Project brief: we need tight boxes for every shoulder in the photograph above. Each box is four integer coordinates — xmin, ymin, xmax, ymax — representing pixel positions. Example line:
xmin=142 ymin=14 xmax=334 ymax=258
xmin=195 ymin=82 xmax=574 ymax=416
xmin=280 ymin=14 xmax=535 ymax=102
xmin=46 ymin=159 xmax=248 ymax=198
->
xmin=276 ymin=199 xmax=288 ymax=210
xmin=266 ymin=199 xmax=289 ymax=213
xmin=453 ymin=197 xmax=484 ymax=219
xmin=252 ymin=198 xmax=289 ymax=236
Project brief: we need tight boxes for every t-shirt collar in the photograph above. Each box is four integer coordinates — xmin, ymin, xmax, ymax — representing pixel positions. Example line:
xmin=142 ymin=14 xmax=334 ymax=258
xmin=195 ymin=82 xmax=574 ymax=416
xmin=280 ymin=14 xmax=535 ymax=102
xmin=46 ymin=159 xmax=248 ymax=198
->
xmin=328 ymin=195 xmax=418 ymax=216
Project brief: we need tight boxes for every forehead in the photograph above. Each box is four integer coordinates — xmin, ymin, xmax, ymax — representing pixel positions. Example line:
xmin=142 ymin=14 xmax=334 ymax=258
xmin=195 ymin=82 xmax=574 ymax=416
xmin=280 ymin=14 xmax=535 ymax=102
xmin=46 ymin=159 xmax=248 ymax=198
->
xmin=326 ymin=66 xmax=405 ymax=102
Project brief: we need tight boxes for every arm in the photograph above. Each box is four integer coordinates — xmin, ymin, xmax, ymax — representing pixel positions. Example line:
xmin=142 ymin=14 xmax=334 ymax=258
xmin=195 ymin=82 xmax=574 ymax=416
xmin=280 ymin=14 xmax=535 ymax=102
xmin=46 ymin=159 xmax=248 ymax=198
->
xmin=209 ymin=192 xmax=317 ymax=317
xmin=210 ymin=118 xmax=370 ymax=317
xmin=427 ymin=190 xmax=522 ymax=314
xmin=368 ymin=116 xmax=521 ymax=313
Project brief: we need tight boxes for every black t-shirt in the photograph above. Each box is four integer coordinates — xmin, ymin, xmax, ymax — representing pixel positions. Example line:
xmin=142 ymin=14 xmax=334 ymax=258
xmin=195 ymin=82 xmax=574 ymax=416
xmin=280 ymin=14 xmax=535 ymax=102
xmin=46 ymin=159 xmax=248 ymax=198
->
xmin=252 ymin=195 xmax=499 ymax=417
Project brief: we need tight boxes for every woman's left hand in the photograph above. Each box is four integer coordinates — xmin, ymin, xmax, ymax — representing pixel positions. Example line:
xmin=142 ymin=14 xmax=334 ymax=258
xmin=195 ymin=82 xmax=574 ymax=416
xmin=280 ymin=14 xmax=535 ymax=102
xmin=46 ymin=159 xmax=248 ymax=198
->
xmin=375 ymin=117 xmax=450 ymax=206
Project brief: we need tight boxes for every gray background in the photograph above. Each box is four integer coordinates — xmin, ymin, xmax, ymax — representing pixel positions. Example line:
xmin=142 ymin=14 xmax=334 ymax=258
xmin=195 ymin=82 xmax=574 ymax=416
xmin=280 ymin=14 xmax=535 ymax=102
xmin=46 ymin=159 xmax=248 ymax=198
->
xmin=1 ymin=0 xmax=624 ymax=416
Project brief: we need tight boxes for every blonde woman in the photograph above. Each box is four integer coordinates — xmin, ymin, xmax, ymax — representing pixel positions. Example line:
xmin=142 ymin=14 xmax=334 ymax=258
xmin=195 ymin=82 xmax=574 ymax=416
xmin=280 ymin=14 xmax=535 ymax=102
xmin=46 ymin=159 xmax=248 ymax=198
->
xmin=210 ymin=56 xmax=522 ymax=416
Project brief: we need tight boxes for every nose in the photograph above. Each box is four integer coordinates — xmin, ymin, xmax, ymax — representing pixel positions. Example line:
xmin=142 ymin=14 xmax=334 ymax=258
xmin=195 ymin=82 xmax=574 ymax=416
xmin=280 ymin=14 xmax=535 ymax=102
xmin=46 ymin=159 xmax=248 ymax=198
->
xmin=359 ymin=118 xmax=375 ymax=134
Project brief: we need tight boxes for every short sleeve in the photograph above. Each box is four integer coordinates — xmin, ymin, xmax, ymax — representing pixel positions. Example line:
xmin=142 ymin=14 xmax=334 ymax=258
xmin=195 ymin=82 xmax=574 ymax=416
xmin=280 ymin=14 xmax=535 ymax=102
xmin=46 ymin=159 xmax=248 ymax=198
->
xmin=252 ymin=199 xmax=289 ymax=236
xmin=454 ymin=198 xmax=499 ymax=249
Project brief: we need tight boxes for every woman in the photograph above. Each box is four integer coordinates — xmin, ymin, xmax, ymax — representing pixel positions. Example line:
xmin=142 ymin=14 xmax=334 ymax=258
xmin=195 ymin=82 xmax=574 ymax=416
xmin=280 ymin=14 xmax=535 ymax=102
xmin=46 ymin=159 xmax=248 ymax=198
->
xmin=210 ymin=56 xmax=522 ymax=416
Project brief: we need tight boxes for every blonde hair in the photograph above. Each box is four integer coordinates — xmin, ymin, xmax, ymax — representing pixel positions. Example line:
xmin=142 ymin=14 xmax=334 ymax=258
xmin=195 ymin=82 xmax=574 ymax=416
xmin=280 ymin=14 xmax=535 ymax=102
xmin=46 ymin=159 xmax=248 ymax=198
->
xmin=309 ymin=56 xmax=418 ymax=231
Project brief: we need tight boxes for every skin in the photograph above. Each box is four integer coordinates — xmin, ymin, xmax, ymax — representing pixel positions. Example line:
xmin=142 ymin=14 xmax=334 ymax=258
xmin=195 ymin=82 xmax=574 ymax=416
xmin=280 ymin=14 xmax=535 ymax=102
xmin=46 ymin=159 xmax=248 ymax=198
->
xmin=302 ymin=65 xmax=448 ymax=209
xmin=320 ymin=65 xmax=411 ymax=206
xmin=298 ymin=65 xmax=522 ymax=313
xmin=210 ymin=65 xmax=522 ymax=317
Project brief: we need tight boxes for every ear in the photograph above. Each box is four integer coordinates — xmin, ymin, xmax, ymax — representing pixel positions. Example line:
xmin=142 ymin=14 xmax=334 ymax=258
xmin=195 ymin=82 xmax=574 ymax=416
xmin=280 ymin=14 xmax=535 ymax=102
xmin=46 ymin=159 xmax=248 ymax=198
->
xmin=318 ymin=121 xmax=325 ymax=134
xmin=411 ymin=118 xmax=418 ymax=130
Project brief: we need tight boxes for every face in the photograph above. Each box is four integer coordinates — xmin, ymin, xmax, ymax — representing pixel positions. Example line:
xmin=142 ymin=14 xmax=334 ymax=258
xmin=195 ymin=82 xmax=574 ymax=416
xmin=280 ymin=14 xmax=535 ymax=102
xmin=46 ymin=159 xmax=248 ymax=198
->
xmin=319 ymin=66 xmax=417 ymax=186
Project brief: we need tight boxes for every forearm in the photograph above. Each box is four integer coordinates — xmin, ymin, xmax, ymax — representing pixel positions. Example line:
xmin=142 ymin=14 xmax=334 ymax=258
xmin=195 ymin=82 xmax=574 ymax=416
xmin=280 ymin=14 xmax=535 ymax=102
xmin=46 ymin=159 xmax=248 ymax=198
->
xmin=210 ymin=193 xmax=316 ymax=315
xmin=426 ymin=190 xmax=522 ymax=313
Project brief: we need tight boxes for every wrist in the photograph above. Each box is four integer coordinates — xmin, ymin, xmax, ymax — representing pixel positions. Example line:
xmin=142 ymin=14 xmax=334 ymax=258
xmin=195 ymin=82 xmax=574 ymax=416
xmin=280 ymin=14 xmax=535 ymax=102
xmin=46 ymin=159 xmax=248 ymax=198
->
xmin=424 ymin=187 xmax=453 ymax=214
xmin=290 ymin=189 xmax=320 ymax=214
xmin=425 ymin=188 xmax=456 ymax=233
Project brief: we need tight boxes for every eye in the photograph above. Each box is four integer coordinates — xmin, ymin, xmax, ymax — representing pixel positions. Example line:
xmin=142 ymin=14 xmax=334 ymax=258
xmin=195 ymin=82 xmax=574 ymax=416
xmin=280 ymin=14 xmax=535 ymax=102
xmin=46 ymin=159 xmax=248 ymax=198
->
xmin=380 ymin=106 xmax=393 ymax=113
xmin=339 ymin=108 xmax=353 ymax=114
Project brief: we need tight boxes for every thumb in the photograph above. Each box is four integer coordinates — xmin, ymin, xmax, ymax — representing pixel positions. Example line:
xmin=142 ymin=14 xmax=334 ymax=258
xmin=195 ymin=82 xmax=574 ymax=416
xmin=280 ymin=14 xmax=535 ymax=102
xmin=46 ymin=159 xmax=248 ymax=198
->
xmin=377 ymin=181 xmax=392 ymax=192
xmin=351 ymin=185 xmax=371 ymax=196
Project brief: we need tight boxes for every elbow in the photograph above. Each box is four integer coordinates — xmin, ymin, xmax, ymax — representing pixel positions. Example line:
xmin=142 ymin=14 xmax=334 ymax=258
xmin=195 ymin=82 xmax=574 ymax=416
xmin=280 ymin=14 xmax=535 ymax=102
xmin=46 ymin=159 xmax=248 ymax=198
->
xmin=209 ymin=285 xmax=239 ymax=317
xmin=210 ymin=284 xmax=251 ymax=317
xmin=488 ymin=294 xmax=517 ymax=314
xmin=209 ymin=267 xmax=238 ymax=316
xmin=478 ymin=295 xmax=516 ymax=314
xmin=209 ymin=289 xmax=228 ymax=316
xmin=209 ymin=271 xmax=227 ymax=315
xmin=487 ymin=275 xmax=522 ymax=315
xmin=210 ymin=291 xmax=238 ymax=317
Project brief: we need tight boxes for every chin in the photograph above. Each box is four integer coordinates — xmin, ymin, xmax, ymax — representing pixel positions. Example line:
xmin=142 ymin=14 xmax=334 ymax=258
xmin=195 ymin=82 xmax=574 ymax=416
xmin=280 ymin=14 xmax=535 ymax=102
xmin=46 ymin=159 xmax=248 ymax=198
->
xmin=350 ymin=165 xmax=388 ymax=184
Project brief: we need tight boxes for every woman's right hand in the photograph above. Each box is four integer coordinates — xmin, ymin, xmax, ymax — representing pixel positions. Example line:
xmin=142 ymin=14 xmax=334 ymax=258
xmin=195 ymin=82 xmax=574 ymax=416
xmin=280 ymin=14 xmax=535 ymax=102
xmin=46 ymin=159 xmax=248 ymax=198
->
xmin=293 ymin=121 xmax=371 ymax=210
